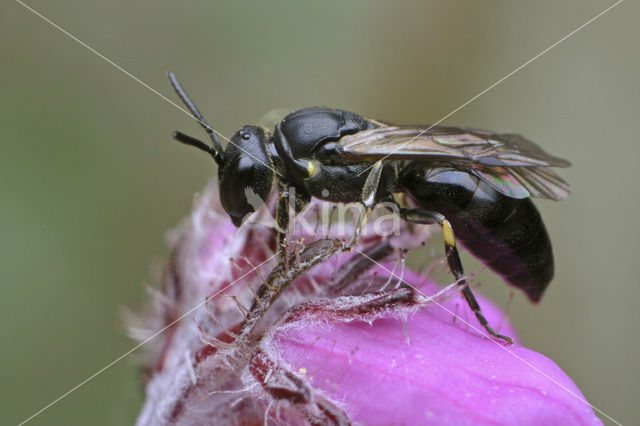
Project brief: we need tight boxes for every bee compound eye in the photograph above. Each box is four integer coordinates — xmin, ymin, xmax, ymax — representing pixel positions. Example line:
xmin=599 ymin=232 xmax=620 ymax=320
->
xmin=219 ymin=151 xmax=275 ymax=227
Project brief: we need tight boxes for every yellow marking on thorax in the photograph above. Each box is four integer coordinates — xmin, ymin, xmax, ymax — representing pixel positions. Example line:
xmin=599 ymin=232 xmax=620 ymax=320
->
xmin=306 ymin=160 xmax=317 ymax=178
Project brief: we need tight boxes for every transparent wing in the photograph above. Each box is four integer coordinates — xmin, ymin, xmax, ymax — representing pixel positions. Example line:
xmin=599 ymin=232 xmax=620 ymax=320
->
xmin=258 ymin=108 xmax=292 ymax=130
xmin=471 ymin=165 xmax=571 ymax=201
xmin=339 ymin=125 xmax=571 ymax=200
xmin=339 ymin=126 xmax=571 ymax=167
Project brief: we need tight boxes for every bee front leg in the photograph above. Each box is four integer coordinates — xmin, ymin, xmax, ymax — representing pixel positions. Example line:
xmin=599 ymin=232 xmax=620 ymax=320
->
xmin=276 ymin=185 xmax=311 ymax=269
xmin=399 ymin=207 xmax=513 ymax=344
xmin=242 ymin=237 xmax=343 ymax=336
xmin=275 ymin=186 xmax=291 ymax=271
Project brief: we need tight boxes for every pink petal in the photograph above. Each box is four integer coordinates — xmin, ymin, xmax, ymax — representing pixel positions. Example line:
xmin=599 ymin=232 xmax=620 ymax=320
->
xmin=136 ymin=189 xmax=602 ymax=425
xmin=276 ymin=270 xmax=602 ymax=425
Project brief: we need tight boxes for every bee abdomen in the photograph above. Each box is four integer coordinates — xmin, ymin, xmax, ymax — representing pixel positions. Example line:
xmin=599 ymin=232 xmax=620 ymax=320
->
xmin=401 ymin=167 xmax=554 ymax=302
xmin=456 ymin=191 xmax=554 ymax=302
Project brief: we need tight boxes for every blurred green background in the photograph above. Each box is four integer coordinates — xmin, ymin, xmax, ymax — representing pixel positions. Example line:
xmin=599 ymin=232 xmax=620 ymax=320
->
xmin=1 ymin=1 xmax=638 ymax=424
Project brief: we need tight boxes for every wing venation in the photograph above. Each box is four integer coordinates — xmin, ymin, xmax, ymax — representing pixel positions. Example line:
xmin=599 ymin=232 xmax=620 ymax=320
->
xmin=338 ymin=125 xmax=571 ymax=200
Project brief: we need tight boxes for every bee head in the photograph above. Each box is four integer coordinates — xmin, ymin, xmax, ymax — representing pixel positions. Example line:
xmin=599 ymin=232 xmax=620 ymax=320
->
xmin=218 ymin=126 xmax=274 ymax=226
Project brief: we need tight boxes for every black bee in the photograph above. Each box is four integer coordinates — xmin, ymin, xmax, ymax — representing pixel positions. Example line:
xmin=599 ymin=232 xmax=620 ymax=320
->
xmin=168 ymin=72 xmax=570 ymax=343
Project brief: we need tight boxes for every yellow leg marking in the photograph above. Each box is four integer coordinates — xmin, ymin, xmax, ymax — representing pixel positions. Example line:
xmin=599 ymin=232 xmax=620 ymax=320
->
xmin=442 ymin=219 xmax=456 ymax=248
xmin=393 ymin=192 xmax=411 ymax=209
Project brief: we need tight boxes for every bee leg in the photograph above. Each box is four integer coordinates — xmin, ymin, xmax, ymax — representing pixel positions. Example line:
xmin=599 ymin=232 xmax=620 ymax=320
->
xmin=242 ymin=189 xmax=290 ymax=333
xmin=275 ymin=186 xmax=292 ymax=271
xmin=347 ymin=161 xmax=384 ymax=249
xmin=242 ymin=238 xmax=342 ymax=335
xmin=399 ymin=207 xmax=513 ymax=344
xmin=276 ymin=185 xmax=311 ymax=267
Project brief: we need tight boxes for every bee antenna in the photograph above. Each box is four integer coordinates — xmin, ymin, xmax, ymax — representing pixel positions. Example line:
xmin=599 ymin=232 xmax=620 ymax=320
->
xmin=172 ymin=131 xmax=223 ymax=163
xmin=168 ymin=71 xmax=224 ymax=164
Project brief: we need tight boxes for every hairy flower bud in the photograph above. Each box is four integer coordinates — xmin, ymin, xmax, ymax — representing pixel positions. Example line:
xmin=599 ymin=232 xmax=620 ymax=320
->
xmin=133 ymin=180 xmax=601 ymax=425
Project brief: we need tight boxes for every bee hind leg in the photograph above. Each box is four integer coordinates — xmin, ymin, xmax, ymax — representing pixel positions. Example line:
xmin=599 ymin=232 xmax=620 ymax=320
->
xmin=398 ymin=207 xmax=513 ymax=344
